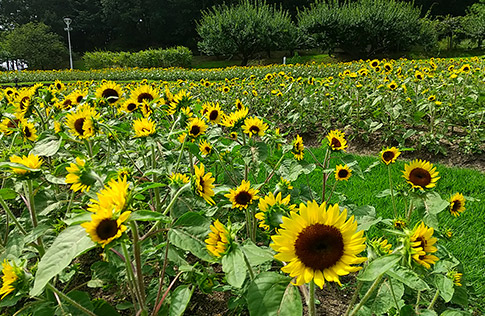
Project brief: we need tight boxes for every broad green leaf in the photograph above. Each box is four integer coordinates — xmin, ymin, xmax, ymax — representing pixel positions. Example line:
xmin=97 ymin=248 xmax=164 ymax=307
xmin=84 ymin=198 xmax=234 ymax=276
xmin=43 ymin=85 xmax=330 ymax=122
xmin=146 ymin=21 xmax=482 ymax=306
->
xmin=241 ymin=240 xmax=274 ymax=266
xmin=247 ymin=272 xmax=296 ymax=316
xmin=30 ymin=225 xmax=95 ymax=296
xmin=386 ymin=266 xmax=430 ymax=291
xmin=0 ymin=234 xmax=24 ymax=261
xmin=371 ymin=279 xmax=404 ymax=315
xmin=169 ymin=228 xmax=212 ymax=261
xmin=93 ymin=299 xmax=122 ymax=316
xmin=0 ymin=162 xmax=40 ymax=172
xmin=441 ymin=310 xmax=471 ymax=316
xmin=129 ymin=210 xmax=170 ymax=222
xmin=222 ymin=245 xmax=247 ymax=288
xmin=376 ymin=189 xmax=391 ymax=198
xmin=0 ymin=188 xmax=17 ymax=200
xmin=434 ymin=274 xmax=454 ymax=303
xmin=31 ymin=137 xmax=62 ymax=157
xmin=451 ymin=286 xmax=468 ymax=307
xmin=424 ymin=192 xmax=449 ymax=215
xmin=45 ymin=174 xmax=66 ymax=185
xmin=399 ymin=305 xmax=415 ymax=316
xmin=420 ymin=310 xmax=438 ymax=316
xmin=358 ymin=255 xmax=400 ymax=281
xmin=277 ymin=282 xmax=302 ymax=316
xmin=39 ymin=201 xmax=64 ymax=216
xmin=169 ymin=285 xmax=193 ymax=316
xmin=66 ymin=291 xmax=94 ymax=314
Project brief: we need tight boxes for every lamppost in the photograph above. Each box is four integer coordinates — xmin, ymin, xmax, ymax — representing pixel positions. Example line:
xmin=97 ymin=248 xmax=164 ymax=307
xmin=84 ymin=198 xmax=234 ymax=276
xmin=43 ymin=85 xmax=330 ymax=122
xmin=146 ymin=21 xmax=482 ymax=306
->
xmin=63 ymin=17 xmax=73 ymax=69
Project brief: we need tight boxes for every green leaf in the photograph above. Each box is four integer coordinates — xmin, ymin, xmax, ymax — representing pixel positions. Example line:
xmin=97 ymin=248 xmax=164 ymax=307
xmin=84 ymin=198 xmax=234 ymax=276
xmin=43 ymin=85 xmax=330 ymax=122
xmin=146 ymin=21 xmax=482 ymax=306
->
xmin=169 ymin=285 xmax=193 ymax=316
xmin=419 ymin=310 xmax=438 ymax=316
xmin=0 ymin=162 xmax=40 ymax=172
xmin=0 ymin=234 xmax=25 ymax=261
xmin=45 ymin=174 xmax=66 ymax=185
xmin=434 ymin=274 xmax=454 ymax=303
xmin=277 ymin=282 xmax=302 ymax=316
xmin=358 ymin=255 xmax=400 ymax=281
xmin=241 ymin=240 xmax=274 ymax=266
xmin=0 ymin=188 xmax=17 ymax=200
xmin=30 ymin=225 xmax=95 ymax=296
xmin=450 ymin=286 xmax=468 ymax=307
xmin=386 ymin=266 xmax=430 ymax=291
xmin=31 ymin=137 xmax=62 ymax=157
xmin=93 ymin=299 xmax=121 ymax=316
xmin=424 ymin=192 xmax=449 ymax=215
xmin=222 ymin=245 xmax=247 ymax=288
xmin=376 ymin=189 xmax=391 ymax=198
xmin=371 ymin=279 xmax=404 ymax=315
xmin=399 ymin=305 xmax=416 ymax=316
xmin=66 ymin=291 xmax=94 ymax=314
xmin=39 ymin=201 xmax=64 ymax=216
xmin=129 ymin=210 xmax=170 ymax=222
xmin=169 ymin=228 xmax=212 ymax=261
xmin=440 ymin=310 xmax=471 ymax=316
xmin=246 ymin=272 xmax=297 ymax=316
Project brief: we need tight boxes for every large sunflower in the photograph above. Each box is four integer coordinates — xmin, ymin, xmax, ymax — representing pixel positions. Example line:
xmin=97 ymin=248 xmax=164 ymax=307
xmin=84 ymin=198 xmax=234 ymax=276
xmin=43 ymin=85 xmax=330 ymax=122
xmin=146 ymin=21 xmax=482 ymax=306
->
xmin=130 ymin=85 xmax=159 ymax=104
xmin=402 ymin=159 xmax=440 ymax=190
xmin=292 ymin=135 xmax=304 ymax=160
xmin=242 ymin=116 xmax=268 ymax=138
xmin=194 ymin=163 xmax=216 ymax=205
xmin=449 ymin=193 xmax=465 ymax=217
xmin=65 ymin=104 xmax=99 ymax=139
xmin=65 ymin=157 xmax=96 ymax=192
xmin=335 ymin=164 xmax=352 ymax=181
xmin=81 ymin=207 xmax=131 ymax=248
xmin=9 ymin=154 xmax=43 ymax=175
xmin=187 ymin=117 xmax=208 ymax=139
xmin=205 ymin=102 xmax=224 ymax=124
xmin=199 ymin=139 xmax=212 ymax=156
xmin=222 ymin=107 xmax=248 ymax=128
xmin=380 ymin=147 xmax=401 ymax=165
xmin=0 ymin=260 xmax=20 ymax=299
xmin=409 ymin=222 xmax=438 ymax=269
xmin=326 ymin=130 xmax=348 ymax=151
xmin=88 ymin=176 xmax=130 ymax=214
xmin=205 ymin=219 xmax=231 ymax=258
xmin=225 ymin=179 xmax=259 ymax=210
xmin=255 ymin=192 xmax=295 ymax=231
xmin=133 ymin=117 xmax=156 ymax=138
xmin=271 ymin=201 xmax=367 ymax=288
xmin=95 ymin=81 xmax=123 ymax=105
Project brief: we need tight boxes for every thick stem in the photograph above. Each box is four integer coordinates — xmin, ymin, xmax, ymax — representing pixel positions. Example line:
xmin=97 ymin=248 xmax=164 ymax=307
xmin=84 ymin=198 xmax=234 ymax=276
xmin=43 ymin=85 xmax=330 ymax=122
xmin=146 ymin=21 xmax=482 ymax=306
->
xmin=325 ymin=180 xmax=338 ymax=204
xmin=428 ymin=289 xmax=440 ymax=310
xmin=46 ymin=283 xmax=97 ymax=316
xmin=388 ymin=278 xmax=400 ymax=312
xmin=130 ymin=222 xmax=146 ymax=306
xmin=387 ymin=165 xmax=398 ymax=218
xmin=240 ymin=245 xmax=255 ymax=281
xmin=151 ymin=234 xmax=172 ymax=316
xmin=27 ymin=180 xmax=44 ymax=256
xmin=308 ymin=281 xmax=316 ymax=316
xmin=0 ymin=196 xmax=28 ymax=235
xmin=151 ymin=144 xmax=161 ymax=212
xmin=121 ymin=242 xmax=144 ymax=312
xmin=349 ymin=274 xmax=383 ymax=316
xmin=322 ymin=148 xmax=330 ymax=202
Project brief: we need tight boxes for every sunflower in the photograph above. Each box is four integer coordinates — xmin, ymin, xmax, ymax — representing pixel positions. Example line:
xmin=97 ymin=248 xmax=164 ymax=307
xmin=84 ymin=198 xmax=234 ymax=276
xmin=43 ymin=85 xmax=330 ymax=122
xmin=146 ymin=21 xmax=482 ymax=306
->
xmin=205 ymin=102 xmax=224 ymax=124
xmin=383 ymin=63 xmax=393 ymax=72
xmin=387 ymin=81 xmax=398 ymax=90
xmin=133 ymin=117 xmax=156 ymax=138
xmin=277 ymin=177 xmax=293 ymax=191
xmin=415 ymin=71 xmax=425 ymax=80
xmin=292 ymin=135 xmax=304 ymax=160
xmin=242 ymin=116 xmax=268 ymax=138
xmin=271 ymin=201 xmax=367 ymax=288
xmin=393 ymin=219 xmax=407 ymax=230
xmin=194 ymin=163 xmax=216 ymax=205
xmin=255 ymin=192 xmax=295 ymax=231
xmin=95 ymin=81 xmax=123 ymax=105
xmin=326 ymin=130 xmax=348 ymax=151
xmin=459 ymin=64 xmax=471 ymax=73
xmin=225 ymin=179 xmax=259 ymax=210
xmin=81 ymin=207 xmax=131 ymax=248
xmin=169 ymin=173 xmax=190 ymax=185
xmin=130 ymin=85 xmax=159 ymax=104
xmin=335 ymin=164 xmax=352 ymax=181
xmin=369 ymin=59 xmax=379 ymax=68
xmin=409 ymin=222 xmax=438 ymax=269
xmin=122 ymin=98 xmax=138 ymax=113
xmin=65 ymin=157 xmax=96 ymax=192
xmin=370 ymin=237 xmax=393 ymax=256
xmin=205 ymin=219 xmax=231 ymax=258
xmin=117 ymin=167 xmax=132 ymax=180
xmin=68 ymin=90 xmax=87 ymax=105
xmin=402 ymin=159 xmax=440 ymax=190
xmin=9 ymin=154 xmax=43 ymax=175
xmin=170 ymin=90 xmax=192 ymax=113
xmin=53 ymin=80 xmax=65 ymax=92
xmin=20 ymin=119 xmax=38 ymax=142
xmin=14 ymin=89 xmax=33 ymax=116
xmin=449 ymin=193 xmax=465 ymax=217
xmin=449 ymin=270 xmax=462 ymax=287
xmin=65 ymin=104 xmax=99 ymax=139
xmin=222 ymin=107 xmax=249 ymax=128
xmin=199 ymin=139 xmax=212 ymax=156
xmin=380 ymin=147 xmax=401 ymax=165
xmin=0 ymin=260 xmax=20 ymax=299
xmin=235 ymin=99 xmax=244 ymax=110
xmin=88 ymin=176 xmax=130 ymax=214
xmin=187 ymin=117 xmax=208 ymax=139
xmin=229 ymin=132 xmax=238 ymax=140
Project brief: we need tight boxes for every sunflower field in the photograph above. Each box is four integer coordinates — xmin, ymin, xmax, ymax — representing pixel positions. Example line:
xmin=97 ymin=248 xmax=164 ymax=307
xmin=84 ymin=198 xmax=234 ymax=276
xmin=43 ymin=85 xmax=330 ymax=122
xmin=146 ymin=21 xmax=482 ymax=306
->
xmin=0 ymin=56 xmax=484 ymax=315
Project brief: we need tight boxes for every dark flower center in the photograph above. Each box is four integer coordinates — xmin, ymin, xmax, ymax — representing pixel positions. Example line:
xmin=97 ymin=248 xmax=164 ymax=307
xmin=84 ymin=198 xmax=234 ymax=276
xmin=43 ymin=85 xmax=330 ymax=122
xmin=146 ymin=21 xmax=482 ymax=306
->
xmin=204 ymin=146 xmax=211 ymax=153
xmin=74 ymin=118 xmax=86 ymax=135
xmin=294 ymin=224 xmax=344 ymax=271
xmin=20 ymin=97 xmax=30 ymax=110
xmin=190 ymin=125 xmax=201 ymax=137
xmin=198 ymin=177 xmax=205 ymax=193
xmin=382 ymin=151 xmax=395 ymax=162
xmin=141 ymin=127 xmax=151 ymax=133
xmin=209 ymin=110 xmax=219 ymax=121
xmin=102 ymin=89 xmax=119 ymax=103
xmin=409 ymin=168 xmax=431 ymax=187
xmin=249 ymin=125 xmax=260 ymax=135
xmin=76 ymin=95 xmax=84 ymax=103
xmin=137 ymin=93 xmax=154 ymax=103
xmin=56 ymin=83 xmax=62 ymax=89
xmin=127 ymin=103 xmax=137 ymax=111
xmin=235 ymin=191 xmax=252 ymax=206
xmin=96 ymin=219 xmax=119 ymax=240
xmin=331 ymin=137 xmax=341 ymax=148
xmin=24 ymin=126 xmax=32 ymax=138
xmin=63 ymin=99 xmax=72 ymax=109
xmin=451 ymin=201 xmax=461 ymax=212
xmin=338 ymin=169 xmax=349 ymax=178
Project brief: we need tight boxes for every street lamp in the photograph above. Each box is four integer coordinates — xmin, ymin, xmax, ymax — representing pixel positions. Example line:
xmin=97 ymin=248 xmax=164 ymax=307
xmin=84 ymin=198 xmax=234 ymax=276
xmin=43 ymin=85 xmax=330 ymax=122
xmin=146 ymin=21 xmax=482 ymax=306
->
xmin=63 ymin=17 xmax=73 ymax=70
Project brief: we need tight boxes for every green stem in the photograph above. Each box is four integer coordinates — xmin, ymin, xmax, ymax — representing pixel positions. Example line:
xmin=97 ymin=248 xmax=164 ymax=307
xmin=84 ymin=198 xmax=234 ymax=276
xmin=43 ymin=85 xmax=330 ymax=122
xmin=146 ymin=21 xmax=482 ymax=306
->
xmin=349 ymin=274 xmax=383 ymax=316
xmin=173 ymin=137 xmax=186 ymax=174
xmin=46 ymin=283 xmax=97 ymax=316
xmin=27 ymin=180 xmax=44 ymax=256
xmin=130 ymin=222 xmax=146 ymax=307
xmin=256 ymin=154 xmax=285 ymax=191
xmin=66 ymin=190 xmax=75 ymax=215
xmin=151 ymin=144 xmax=161 ymax=212
xmin=306 ymin=147 xmax=324 ymax=168
xmin=388 ymin=278 xmax=400 ymax=312
xmin=0 ymin=196 xmax=28 ymax=235
xmin=344 ymin=281 xmax=363 ymax=316
xmin=406 ymin=199 xmax=415 ymax=222
xmin=121 ymin=242 xmax=144 ymax=312
xmin=308 ymin=280 xmax=316 ymax=316
xmin=325 ymin=180 xmax=338 ymax=204
xmin=428 ymin=289 xmax=440 ymax=310
xmin=415 ymin=290 xmax=421 ymax=314
xmin=322 ymin=148 xmax=330 ymax=202
xmin=85 ymin=140 xmax=93 ymax=158
xmin=387 ymin=165 xmax=398 ymax=218
xmin=240 ymin=245 xmax=255 ymax=281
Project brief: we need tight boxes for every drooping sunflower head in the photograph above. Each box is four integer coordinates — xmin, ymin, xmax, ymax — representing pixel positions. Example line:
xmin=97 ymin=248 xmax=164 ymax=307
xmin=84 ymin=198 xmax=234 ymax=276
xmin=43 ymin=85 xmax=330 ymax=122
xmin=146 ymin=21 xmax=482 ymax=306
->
xmin=326 ymin=130 xmax=348 ymax=151
xmin=13 ymin=89 xmax=34 ymax=116
xmin=276 ymin=177 xmax=293 ymax=193
xmin=449 ymin=193 xmax=465 ymax=217
xmin=133 ymin=117 xmax=156 ymax=138
xmin=292 ymin=135 xmax=305 ymax=160
xmin=225 ymin=179 xmax=259 ymax=210
xmin=170 ymin=89 xmax=192 ymax=112
xmin=205 ymin=102 xmax=224 ymax=124
xmin=9 ymin=154 xmax=43 ymax=175
xmin=169 ymin=172 xmax=190 ymax=187
xmin=369 ymin=237 xmax=393 ymax=258
xmin=193 ymin=163 xmax=216 ymax=205
xmin=256 ymin=192 xmax=295 ymax=231
xmin=448 ymin=270 xmax=463 ymax=287
xmin=205 ymin=219 xmax=232 ymax=258
xmin=222 ymin=107 xmax=249 ymax=128
xmin=187 ymin=117 xmax=208 ymax=139
xmin=242 ymin=116 xmax=268 ymax=138
xmin=95 ymin=81 xmax=123 ymax=105
xmin=20 ymin=119 xmax=38 ymax=142
xmin=199 ymin=139 xmax=212 ymax=156
xmin=65 ymin=157 xmax=96 ymax=193
xmin=88 ymin=176 xmax=130 ymax=214
xmin=334 ymin=164 xmax=352 ymax=181
xmin=402 ymin=159 xmax=440 ymax=190
xmin=409 ymin=222 xmax=438 ymax=269
xmin=81 ymin=208 xmax=131 ymax=248
xmin=0 ymin=259 xmax=21 ymax=299
xmin=65 ymin=104 xmax=99 ymax=140
xmin=380 ymin=147 xmax=401 ymax=165
xmin=393 ymin=218 xmax=407 ymax=230
xmin=271 ymin=201 xmax=367 ymax=288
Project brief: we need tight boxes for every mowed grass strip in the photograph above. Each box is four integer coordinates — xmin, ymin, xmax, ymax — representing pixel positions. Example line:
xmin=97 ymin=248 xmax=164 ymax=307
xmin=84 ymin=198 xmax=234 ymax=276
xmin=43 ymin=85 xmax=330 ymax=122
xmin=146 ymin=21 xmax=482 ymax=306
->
xmin=294 ymin=148 xmax=485 ymax=307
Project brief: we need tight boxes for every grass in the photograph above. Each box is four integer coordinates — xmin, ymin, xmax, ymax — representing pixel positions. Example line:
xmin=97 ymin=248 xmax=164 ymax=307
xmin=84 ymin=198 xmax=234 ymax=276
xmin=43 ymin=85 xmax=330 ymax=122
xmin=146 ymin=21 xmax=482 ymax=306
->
xmin=293 ymin=148 xmax=485 ymax=310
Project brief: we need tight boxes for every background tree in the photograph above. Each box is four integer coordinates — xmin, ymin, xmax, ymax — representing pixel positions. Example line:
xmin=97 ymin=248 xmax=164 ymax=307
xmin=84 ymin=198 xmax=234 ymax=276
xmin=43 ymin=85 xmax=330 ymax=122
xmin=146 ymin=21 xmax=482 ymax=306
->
xmin=461 ymin=0 xmax=485 ymax=48
xmin=5 ymin=22 xmax=67 ymax=69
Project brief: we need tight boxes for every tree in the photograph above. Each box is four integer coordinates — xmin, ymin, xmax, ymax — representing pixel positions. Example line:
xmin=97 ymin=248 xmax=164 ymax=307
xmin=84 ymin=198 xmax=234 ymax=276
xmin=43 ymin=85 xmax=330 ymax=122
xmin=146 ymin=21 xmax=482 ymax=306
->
xmin=5 ymin=22 xmax=67 ymax=69
xmin=461 ymin=0 xmax=485 ymax=48
xmin=197 ymin=0 xmax=299 ymax=66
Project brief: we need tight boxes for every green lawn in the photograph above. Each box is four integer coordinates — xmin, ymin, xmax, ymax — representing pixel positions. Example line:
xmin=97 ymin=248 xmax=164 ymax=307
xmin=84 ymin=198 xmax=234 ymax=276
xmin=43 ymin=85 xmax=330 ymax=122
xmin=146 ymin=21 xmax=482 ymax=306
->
xmin=293 ymin=148 xmax=485 ymax=310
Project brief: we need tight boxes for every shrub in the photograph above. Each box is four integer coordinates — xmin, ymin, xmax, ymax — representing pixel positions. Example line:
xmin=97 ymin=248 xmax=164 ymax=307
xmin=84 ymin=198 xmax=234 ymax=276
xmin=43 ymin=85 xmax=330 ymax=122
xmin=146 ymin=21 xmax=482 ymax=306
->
xmin=461 ymin=1 xmax=485 ymax=48
xmin=83 ymin=46 xmax=192 ymax=69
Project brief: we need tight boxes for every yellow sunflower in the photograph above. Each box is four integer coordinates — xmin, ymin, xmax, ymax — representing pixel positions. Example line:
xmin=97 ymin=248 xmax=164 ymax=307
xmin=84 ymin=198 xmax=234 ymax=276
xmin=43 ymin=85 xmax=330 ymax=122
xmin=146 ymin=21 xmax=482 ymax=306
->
xmin=199 ymin=139 xmax=212 ymax=156
xmin=222 ymin=107 xmax=249 ymax=128
xmin=81 ymin=207 xmax=131 ymax=248
xmin=20 ymin=119 xmax=38 ymax=142
xmin=65 ymin=104 xmax=99 ymax=139
xmin=225 ymin=179 xmax=259 ymax=210
xmin=187 ymin=117 xmax=208 ymax=139
xmin=121 ymin=98 xmax=139 ymax=113
xmin=369 ymin=59 xmax=379 ymax=68
xmin=205 ymin=102 xmax=224 ymax=124
xmin=271 ymin=201 xmax=367 ymax=288
xmin=0 ymin=260 xmax=20 ymax=299
xmin=194 ymin=163 xmax=216 ymax=205
xmin=292 ymin=135 xmax=305 ymax=160
xmin=380 ymin=147 xmax=401 ymax=165
xmin=169 ymin=173 xmax=190 ymax=185
xmin=13 ymin=89 xmax=33 ymax=116
xmin=370 ymin=237 xmax=393 ymax=256
xmin=88 ymin=176 xmax=130 ymax=214
xmin=65 ymin=157 xmax=96 ymax=192
xmin=449 ymin=270 xmax=463 ymax=287
xmin=255 ymin=192 xmax=295 ymax=231
xmin=242 ymin=116 xmax=268 ymax=138
xmin=335 ymin=164 xmax=352 ymax=181
xmin=326 ymin=130 xmax=348 ymax=151
xmin=387 ymin=81 xmax=398 ymax=90
xmin=133 ymin=117 xmax=156 ymax=138
xmin=409 ymin=222 xmax=438 ymax=269
xmin=449 ymin=193 xmax=465 ymax=217
xmin=393 ymin=218 xmax=407 ymax=230
xmin=53 ymin=79 xmax=66 ymax=92
xmin=205 ymin=219 xmax=231 ymax=258
xmin=130 ymin=85 xmax=159 ymax=104
xmin=402 ymin=159 xmax=440 ymax=190
xmin=9 ymin=154 xmax=43 ymax=175
xmin=95 ymin=81 xmax=123 ymax=105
